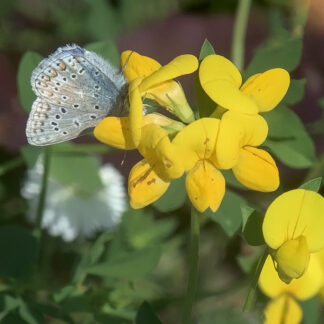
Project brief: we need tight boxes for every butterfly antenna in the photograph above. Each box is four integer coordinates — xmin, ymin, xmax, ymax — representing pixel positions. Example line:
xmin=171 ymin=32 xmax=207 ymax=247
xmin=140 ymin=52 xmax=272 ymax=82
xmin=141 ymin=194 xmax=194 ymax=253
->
xmin=121 ymin=152 xmax=127 ymax=166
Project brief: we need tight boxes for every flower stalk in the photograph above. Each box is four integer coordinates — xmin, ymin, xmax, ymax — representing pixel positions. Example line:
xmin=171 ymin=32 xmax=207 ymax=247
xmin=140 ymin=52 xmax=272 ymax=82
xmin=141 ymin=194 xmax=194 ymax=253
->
xmin=182 ymin=206 xmax=200 ymax=324
xmin=231 ymin=0 xmax=252 ymax=71
xmin=33 ymin=146 xmax=51 ymax=239
xmin=243 ymin=248 xmax=268 ymax=312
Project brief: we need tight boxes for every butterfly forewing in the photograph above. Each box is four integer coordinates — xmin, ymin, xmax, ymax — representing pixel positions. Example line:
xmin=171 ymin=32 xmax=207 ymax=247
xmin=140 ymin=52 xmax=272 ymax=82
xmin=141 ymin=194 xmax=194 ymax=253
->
xmin=26 ymin=44 xmax=127 ymax=146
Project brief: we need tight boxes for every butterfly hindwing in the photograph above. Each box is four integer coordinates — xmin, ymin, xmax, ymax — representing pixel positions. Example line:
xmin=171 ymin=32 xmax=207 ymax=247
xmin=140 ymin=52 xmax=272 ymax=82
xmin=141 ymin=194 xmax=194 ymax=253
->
xmin=26 ymin=44 xmax=127 ymax=146
xmin=26 ymin=97 xmax=106 ymax=146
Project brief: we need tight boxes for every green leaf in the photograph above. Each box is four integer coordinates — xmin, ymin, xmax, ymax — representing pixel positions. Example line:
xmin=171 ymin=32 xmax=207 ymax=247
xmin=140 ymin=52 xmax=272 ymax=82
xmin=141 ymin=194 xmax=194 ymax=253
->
xmin=237 ymin=255 xmax=257 ymax=274
xmin=300 ymin=297 xmax=320 ymax=324
xmin=222 ymin=170 xmax=247 ymax=190
xmin=50 ymin=144 xmax=103 ymax=193
xmin=0 ymin=226 xmax=38 ymax=278
xmin=299 ymin=177 xmax=322 ymax=192
xmin=199 ymin=39 xmax=216 ymax=60
xmin=122 ymin=210 xmax=176 ymax=249
xmin=245 ymin=35 xmax=302 ymax=78
xmin=153 ymin=176 xmax=186 ymax=212
xmin=205 ymin=190 xmax=247 ymax=237
xmin=200 ymin=308 xmax=252 ymax=324
xmin=135 ymin=302 xmax=162 ymax=324
xmin=264 ymin=105 xmax=316 ymax=168
xmin=87 ymin=245 xmax=161 ymax=279
xmin=85 ymin=40 xmax=120 ymax=68
xmin=318 ymin=97 xmax=324 ymax=110
xmin=17 ymin=51 xmax=42 ymax=112
xmin=20 ymin=145 xmax=42 ymax=168
xmin=265 ymin=136 xmax=315 ymax=168
xmin=264 ymin=104 xmax=306 ymax=139
xmin=86 ymin=0 xmax=119 ymax=41
xmin=282 ymin=79 xmax=306 ymax=105
xmin=195 ymin=39 xmax=217 ymax=118
xmin=241 ymin=207 xmax=265 ymax=246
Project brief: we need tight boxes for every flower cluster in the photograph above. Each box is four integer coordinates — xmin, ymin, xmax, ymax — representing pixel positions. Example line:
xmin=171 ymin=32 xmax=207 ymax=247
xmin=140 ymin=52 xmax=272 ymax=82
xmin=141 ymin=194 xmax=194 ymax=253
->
xmin=95 ymin=51 xmax=290 ymax=212
xmin=259 ymin=189 xmax=324 ymax=323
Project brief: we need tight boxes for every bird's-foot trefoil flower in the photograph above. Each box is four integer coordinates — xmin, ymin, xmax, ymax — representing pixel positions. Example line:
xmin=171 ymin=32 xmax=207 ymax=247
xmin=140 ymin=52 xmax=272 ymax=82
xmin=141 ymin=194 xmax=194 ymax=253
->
xmin=259 ymin=253 xmax=324 ymax=324
xmin=172 ymin=118 xmax=225 ymax=212
xmin=121 ymin=51 xmax=198 ymax=146
xmin=199 ymin=54 xmax=290 ymax=115
xmin=262 ymin=189 xmax=324 ymax=283
xmin=216 ymin=111 xmax=279 ymax=191
xmin=128 ymin=123 xmax=185 ymax=209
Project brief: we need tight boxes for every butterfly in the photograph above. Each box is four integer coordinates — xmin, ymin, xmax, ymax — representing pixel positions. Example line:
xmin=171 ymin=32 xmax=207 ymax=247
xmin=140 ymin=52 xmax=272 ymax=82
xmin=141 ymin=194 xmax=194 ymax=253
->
xmin=26 ymin=44 xmax=129 ymax=146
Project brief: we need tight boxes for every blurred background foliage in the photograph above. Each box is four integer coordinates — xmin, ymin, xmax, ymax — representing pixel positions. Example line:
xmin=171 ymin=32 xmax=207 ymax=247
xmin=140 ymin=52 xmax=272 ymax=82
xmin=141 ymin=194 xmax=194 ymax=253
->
xmin=0 ymin=0 xmax=324 ymax=323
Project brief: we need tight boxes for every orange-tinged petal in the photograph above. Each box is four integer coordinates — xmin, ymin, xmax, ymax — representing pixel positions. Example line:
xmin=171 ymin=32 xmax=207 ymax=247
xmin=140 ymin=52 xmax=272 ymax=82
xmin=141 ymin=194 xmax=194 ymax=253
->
xmin=199 ymin=55 xmax=258 ymax=114
xmin=173 ymin=118 xmax=220 ymax=169
xmin=128 ymin=159 xmax=169 ymax=209
xmin=94 ymin=117 xmax=136 ymax=150
xmin=139 ymin=54 xmax=198 ymax=92
xmin=121 ymin=50 xmax=161 ymax=82
xmin=128 ymin=78 xmax=143 ymax=147
xmin=263 ymin=189 xmax=324 ymax=251
xmin=216 ymin=111 xmax=268 ymax=169
xmin=241 ymin=68 xmax=290 ymax=112
xmin=144 ymin=80 xmax=195 ymax=123
xmin=185 ymin=160 xmax=225 ymax=213
xmin=232 ymin=146 xmax=279 ymax=192
xmin=264 ymin=295 xmax=302 ymax=324
xmin=259 ymin=254 xmax=323 ymax=300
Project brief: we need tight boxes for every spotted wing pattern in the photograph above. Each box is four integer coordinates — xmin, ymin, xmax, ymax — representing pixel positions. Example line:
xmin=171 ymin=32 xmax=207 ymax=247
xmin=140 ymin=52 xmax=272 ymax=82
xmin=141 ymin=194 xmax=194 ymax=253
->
xmin=26 ymin=44 xmax=127 ymax=146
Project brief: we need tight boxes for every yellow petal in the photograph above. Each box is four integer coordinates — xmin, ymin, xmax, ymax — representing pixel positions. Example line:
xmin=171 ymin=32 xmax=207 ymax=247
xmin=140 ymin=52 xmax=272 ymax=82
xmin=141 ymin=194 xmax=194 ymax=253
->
xmin=264 ymin=295 xmax=302 ymax=324
xmin=259 ymin=254 xmax=323 ymax=300
xmin=120 ymin=50 xmax=161 ymax=82
xmin=274 ymin=236 xmax=310 ymax=283
xmin=144 ymin=80 xmax=195 ymax=123
xmin=128 ymin=78 xmax=144 ymax=147
xmin=139 ymin=124 xmax=184 ymax=179
xmin=232 ymin=146 xmax=279 ymax=191
xmin=199 ymin=55 xmax=258 ymax=114
xmin=216 ymin=111 xmax=268 ymax=169
xmin=241 ymin=68 xmax=290 ymax=112
xmin=128 ymin=159 xmax=169 ymax=209
xmin=185 ymin=160 xmax=225 ymax=213
xmin=139 ymin=54 xmax=198 ymax=92
xmin=94 ymin=117 xmax=136 ymax=149
xmin=173 ymin=118 xmax=220 ymax=170
xmin=263 ymin=189 xmax=324 ymax=251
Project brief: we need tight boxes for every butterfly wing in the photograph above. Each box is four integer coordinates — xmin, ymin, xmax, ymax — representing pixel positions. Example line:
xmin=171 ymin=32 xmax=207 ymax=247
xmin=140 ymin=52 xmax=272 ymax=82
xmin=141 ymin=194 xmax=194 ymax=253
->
xmin=26 ymin=44 xmax=127 ymax=146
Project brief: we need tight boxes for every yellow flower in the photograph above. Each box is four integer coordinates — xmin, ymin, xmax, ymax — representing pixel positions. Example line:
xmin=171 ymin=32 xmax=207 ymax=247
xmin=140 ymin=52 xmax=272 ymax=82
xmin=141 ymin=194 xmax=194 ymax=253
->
xmin=129 ymin=123 xmax=184 ymax=209
xmin=263 ymin=189 xmax=324 ymax=283
xmin=94 ymin=113 xmax=184 ymax=150
xmin=259 ymin=254 xmax=323 ymax=324
xmin=94 ymin=113 xmax=186 ymax=209
xmin=172 ymin=118 xmax=225 ymax=212
xmin=315 ymin=249 xmax=324 ymax=300
xmin=121 ymin=51 xmax=198 ymax=146
xmin=199 ymin=54 xmax=290 ymax=115
xmin=216 ymin=111 xmax=279 ymax=191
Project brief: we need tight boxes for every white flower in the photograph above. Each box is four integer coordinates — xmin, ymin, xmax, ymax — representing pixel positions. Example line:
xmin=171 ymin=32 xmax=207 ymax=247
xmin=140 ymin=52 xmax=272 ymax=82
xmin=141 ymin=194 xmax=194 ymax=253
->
xmin=21 ymin=158 xmax=127 ymax=241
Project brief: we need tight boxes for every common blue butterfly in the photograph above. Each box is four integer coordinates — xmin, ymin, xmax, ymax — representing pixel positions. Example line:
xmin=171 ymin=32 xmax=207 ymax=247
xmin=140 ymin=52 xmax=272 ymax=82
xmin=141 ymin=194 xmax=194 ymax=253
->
xmin=26 ymin=44 xmax=128 ymax=146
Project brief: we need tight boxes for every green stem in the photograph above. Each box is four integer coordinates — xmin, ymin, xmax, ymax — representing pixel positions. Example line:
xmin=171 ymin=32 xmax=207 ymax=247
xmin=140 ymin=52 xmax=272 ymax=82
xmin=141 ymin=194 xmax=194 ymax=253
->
xmin=0 ymin=157 xmax=24 ymax=176
xmin=243 ymin=248 xmax=268 ymax=312
xmin=231 ymin=0 xmax=252 ymax=71
xmin=181 ymin=206 xmax=200 ymax=324
xmin=33 ymin=147 xmax=51 ymax=239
